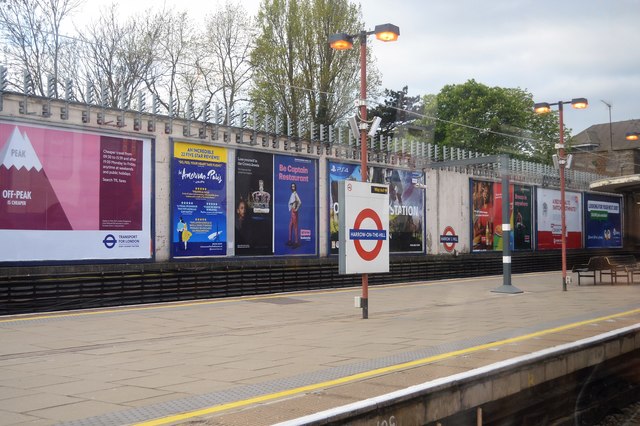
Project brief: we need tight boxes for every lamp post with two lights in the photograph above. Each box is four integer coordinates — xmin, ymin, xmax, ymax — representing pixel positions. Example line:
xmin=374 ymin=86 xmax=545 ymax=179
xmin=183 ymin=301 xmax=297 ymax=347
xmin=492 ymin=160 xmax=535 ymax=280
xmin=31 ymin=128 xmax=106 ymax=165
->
xmin=329 ymin=23 xmax=399 ymax=319
xmin=534 ymin=98 xmax=588 ymax=291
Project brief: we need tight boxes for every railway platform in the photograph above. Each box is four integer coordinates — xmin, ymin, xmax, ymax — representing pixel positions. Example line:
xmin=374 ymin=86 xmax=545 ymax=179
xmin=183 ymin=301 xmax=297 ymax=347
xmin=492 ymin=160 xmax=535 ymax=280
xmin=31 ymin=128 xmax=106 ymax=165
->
xmin=0 ymin=271 xmax=638 ymax=425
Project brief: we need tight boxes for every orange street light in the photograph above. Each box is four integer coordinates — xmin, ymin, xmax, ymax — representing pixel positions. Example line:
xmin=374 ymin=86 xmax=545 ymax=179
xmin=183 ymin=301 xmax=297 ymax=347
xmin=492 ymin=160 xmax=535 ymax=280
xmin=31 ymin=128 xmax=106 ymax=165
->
xmin=625 ymin=132 xmax=639 ymax=141
xmin=328 ymin=33 xmax=353 ymax=50
xmin=374 ymin=24 xmax=400 ymax=42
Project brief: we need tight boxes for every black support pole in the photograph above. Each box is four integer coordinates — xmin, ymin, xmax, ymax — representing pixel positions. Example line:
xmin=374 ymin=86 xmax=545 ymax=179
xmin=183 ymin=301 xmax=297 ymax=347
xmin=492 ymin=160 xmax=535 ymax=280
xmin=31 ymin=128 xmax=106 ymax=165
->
xmin=492 ymin=155 xmax=523 ymax=294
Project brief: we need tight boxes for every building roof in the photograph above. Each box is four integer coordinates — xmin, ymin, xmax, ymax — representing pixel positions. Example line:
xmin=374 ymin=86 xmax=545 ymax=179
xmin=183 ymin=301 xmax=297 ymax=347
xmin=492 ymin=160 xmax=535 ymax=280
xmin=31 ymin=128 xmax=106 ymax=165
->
xmin=590 ymin=174 xmax=640 ymax=193
xmin=572 ymin=119 xmax=640 ymax=194
xmin=571 ymin=119 xmax=640 ymax=152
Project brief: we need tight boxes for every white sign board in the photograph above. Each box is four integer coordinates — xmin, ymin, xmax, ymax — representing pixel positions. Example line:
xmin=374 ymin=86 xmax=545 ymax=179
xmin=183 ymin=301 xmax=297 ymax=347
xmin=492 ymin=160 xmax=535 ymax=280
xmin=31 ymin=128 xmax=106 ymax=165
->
xmin=339 ymin=180 xmax=389 ymax=274
xmin=535 ymin=187 xmax=583 ymax=250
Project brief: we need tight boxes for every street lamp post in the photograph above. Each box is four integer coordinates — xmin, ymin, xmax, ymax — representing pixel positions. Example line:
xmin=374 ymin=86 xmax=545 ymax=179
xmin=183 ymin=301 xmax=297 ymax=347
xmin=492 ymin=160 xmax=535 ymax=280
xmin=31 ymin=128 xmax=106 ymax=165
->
xmin=534 ymin=98 xmax=588 ymax=291
xmin=601 ymin=100 xmax=613 ymax=151
xmin=329 ymin=23 xmax=399 ymax=319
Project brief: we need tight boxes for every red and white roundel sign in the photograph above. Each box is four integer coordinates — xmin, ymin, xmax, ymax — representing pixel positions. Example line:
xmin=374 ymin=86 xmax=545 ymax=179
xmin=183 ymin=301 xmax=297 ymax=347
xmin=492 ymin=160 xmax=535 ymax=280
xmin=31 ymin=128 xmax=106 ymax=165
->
xmin=352 ymin=208 xmax=385 ymax=261
xmin=440 ymin=226 xmax=459 ymax=252
xmin=339 ymin=181 xmax=389 ymax=275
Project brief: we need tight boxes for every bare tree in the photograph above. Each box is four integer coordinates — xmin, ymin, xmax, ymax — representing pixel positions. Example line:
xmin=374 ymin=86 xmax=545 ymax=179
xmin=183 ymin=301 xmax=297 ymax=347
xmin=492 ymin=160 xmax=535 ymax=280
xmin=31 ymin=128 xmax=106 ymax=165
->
xmin=141 ymin=9 xmax=200 ymax=117
xmin=0 ymin=0 xmax=83 ymax=96
xmin=74 ymin=3 xmax=158 ymax=108
xmin=70 ymin=3 xmax=236 ymax=118
xmin=201 ymin=1 xmax=256 ymax=120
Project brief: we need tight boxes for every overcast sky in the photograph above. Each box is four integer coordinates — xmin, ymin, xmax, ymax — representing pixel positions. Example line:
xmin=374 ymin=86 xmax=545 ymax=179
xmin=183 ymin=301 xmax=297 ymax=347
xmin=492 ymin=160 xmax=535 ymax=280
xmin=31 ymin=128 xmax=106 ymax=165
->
xmin=75 ymin=0 xmax=640 ymax=135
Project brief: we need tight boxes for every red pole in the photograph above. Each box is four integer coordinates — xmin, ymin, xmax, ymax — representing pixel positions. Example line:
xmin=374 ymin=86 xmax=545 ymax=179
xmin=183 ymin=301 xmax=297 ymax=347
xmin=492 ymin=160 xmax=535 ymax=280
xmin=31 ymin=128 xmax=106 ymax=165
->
xmin=558 ymin=102 xmax=567 ymax=291
xmin=359 ymin=31 xmax=369 ymax=318
xmin=359 ymin=31 xmax=368 ymax=182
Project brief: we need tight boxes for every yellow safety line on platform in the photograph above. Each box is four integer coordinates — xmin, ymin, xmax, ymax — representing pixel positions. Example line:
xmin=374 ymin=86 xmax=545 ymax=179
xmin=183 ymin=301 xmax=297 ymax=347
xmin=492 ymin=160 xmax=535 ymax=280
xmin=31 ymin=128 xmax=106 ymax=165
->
xmin=0 ymin=272 xmax=516 ymax=323
xmin=135 ymin=307 xmax=640 ymax=426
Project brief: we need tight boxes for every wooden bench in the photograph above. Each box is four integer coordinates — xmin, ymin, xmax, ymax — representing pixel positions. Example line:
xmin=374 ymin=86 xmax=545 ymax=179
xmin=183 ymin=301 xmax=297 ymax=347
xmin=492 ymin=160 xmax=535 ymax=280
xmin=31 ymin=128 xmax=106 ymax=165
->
xmin=625 ymin=264 xmax=640 ymax=284
xmin=571 ymin=256 xmax=601 ymax=286
xmin=601 ymin=255 xmax=639 ymax=284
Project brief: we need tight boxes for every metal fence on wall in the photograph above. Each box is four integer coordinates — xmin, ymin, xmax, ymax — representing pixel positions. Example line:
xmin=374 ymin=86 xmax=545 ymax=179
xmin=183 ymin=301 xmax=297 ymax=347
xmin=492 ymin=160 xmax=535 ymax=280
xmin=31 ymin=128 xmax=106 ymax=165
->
xmin=0 ymin=65 xmax=607 ymax=192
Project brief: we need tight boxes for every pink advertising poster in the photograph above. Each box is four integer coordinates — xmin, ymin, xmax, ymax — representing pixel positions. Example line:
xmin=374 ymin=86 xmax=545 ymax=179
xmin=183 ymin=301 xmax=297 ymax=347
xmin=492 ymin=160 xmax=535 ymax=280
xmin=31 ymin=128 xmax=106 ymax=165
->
xmin=0 ymin=122 xmax=152 ymax=262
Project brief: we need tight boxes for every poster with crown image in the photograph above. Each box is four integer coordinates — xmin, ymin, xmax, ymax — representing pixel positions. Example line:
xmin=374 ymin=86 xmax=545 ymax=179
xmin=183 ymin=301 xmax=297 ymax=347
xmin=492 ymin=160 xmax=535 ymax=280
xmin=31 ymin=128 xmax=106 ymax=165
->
xmin=235 ymin=150 xmax=273 ymax=256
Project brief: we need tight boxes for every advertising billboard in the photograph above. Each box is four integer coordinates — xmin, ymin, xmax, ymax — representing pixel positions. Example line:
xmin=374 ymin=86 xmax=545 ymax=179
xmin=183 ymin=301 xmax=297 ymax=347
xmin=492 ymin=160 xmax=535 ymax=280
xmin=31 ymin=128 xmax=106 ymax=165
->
xmin=0 ymin=122 xmax=153 ymax=262
xmin=471 ymin=180 xmax=533 ymax=251
xmin=471 ymin=180 xmax=498 ymax=251
xmin=512 ymin=184 xmax=533 ymax=250
xmin=378 ymin=167 xmax=424 ymax=253
xmin=536 ymin=187 xmax=583 ymax=250
xmin=235 ymin=150 xmax=274 ymax=255
xmin=328 ymin=161 xmax=424 ymax=255
xmin=329 ymin=162 xmax=360 ymax=255
xmin=584 ymin=193 xmax=622 ymax=248
xmin=274 ymin=155 xmax=317 ymax=255
xmin=171 ymin=142 xmax=227 ymax=257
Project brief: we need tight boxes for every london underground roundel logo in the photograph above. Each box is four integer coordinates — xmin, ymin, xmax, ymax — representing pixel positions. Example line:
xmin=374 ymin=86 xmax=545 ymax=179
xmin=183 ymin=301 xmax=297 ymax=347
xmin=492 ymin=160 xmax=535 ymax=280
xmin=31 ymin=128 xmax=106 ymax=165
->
xmin=350 ymin=208 xmax=386 ymax=261
xmin=103 ymin=234 xmax=117 ymax=249
xmin=440 ymin=226 xmax=458 ymax=252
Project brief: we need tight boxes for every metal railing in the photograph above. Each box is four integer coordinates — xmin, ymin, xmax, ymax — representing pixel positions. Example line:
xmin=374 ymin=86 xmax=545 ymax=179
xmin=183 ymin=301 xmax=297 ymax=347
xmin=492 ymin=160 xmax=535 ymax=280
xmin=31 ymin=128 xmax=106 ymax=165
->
xmin=0 ymin=66 xmax=607 ymax=191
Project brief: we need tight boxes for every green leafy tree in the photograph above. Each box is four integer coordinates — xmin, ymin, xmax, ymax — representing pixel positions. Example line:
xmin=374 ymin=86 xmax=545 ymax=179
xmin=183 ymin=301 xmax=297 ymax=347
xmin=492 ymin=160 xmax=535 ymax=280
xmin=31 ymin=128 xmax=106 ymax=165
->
xmin=529 ymin=108 xmax=565 ymax=163
xmin=250 ymin=0 xmax=377 ymax=135
xmin=431 ymin=79 xmax=564 ymax=163
xmin=421 ymin=93 xmax=437 ymax=126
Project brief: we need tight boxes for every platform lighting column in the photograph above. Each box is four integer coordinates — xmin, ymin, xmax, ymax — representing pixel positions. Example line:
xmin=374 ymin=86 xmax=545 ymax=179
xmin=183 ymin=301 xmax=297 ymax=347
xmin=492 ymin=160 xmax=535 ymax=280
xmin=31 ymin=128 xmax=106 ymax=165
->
xmin=534 ymin=98 xmax=588 ymax=291
xmin=329 ymin=23 xmax=400 ymax=319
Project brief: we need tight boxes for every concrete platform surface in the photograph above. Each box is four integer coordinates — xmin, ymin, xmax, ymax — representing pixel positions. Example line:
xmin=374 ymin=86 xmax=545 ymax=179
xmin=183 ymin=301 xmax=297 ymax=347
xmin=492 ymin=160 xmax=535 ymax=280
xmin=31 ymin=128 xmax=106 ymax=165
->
xmin=0 ymin=271 xmax=638 ymax=425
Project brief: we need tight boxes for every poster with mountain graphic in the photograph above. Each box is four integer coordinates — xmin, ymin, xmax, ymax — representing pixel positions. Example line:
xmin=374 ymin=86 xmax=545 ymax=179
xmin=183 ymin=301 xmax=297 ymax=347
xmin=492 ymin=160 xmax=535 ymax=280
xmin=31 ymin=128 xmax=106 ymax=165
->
xmin=0 ymin=122 xmax=152 ymax=262
xmin=0 ymin=126 xmax=72 ymax=230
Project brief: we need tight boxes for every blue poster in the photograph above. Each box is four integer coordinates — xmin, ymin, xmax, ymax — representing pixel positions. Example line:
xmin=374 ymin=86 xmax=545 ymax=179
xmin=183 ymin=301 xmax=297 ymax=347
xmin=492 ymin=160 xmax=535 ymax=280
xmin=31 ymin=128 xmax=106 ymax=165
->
xmin=328 ymin=162 xmax=361 ymax=255
xmin=172 ymin=142 xmax=227 ymax=257
xmin=274 ymin=155 xmax=316 ymax=255
xmin=382 ymin=168 xmax=424 ymax=253
xmin=328 ymin=161 xmax=424 ymax=254
xmin=584 ymin=193 xmax=622 ymax=248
